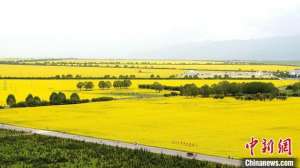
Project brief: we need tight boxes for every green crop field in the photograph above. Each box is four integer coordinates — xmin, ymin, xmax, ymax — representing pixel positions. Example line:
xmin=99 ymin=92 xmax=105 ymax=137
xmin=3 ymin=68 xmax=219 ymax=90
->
xmin=0 ymin=129 xmax=234 ymax=168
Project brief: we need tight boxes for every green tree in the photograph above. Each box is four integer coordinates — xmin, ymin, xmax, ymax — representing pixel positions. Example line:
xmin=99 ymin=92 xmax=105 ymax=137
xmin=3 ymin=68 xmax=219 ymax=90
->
xmin=98 ymin=81 xmax=106 ymax=89
xmin=25 ymin=94 xmax=34 ymax=106
xmin=104 ymin=75 xmax=110 ymax=79
xmin=33 ymin=96 xmax=41 ymax=106
xmin=84 ymin=81 xmax=94 ymax=90
xmin=180 ymin=84 xmax=199 ymax=97
xmin=123 ymin=79 xmax=132 ymax=88
xmin=6 ymin=94 xmax=16 ymax=107
xmin=49 ymin=92 xmax=59 ymax=105
xmin=105 ymin=81 xmax=112 ymax=89
xmin=98 ymin=81 xmax=111 ymax=89
xmin=291 ymin=82 xmax=300 ymax=92
xmin=57 ymin=92 xmax=66 ymax=104
xmin=199 ymin=85 xmax=211 ymax=97
xmin=113 ymin=80 xmax=122 ymax=88
xmin=242 ymin=82 xmax=278 ymax=95
xmin=77 ymin=82 xmax=84 ymax=90
xmin=70 ymin=93 xmax=80 ymax=104
xmin=211 ymin=81 xmax=231 ymax=95
xmin=152 ymin=82 xmax=164 ymax=92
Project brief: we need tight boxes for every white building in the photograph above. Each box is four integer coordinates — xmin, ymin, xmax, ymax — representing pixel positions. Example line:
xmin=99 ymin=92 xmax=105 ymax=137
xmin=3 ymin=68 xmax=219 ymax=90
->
xmin=289 ymin=69 xmax=300 ymax=77
xmin=181 ymin=70 xmax=274 ymax=78
xmin=181 ymin=70 xmax=201 ymax=78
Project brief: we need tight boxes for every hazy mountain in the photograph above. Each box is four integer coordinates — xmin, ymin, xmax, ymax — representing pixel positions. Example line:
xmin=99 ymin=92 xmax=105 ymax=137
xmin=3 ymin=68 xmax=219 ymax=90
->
xmin=142 ymin=36 xmax=300 ymax=60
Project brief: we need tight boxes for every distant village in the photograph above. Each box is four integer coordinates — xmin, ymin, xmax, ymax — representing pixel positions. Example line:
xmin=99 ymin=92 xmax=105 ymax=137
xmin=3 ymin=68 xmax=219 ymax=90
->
xmin=289 ymin=69 xmax=300 ymax=77
xmin=180 ymin=69 xmax=300 ymax=79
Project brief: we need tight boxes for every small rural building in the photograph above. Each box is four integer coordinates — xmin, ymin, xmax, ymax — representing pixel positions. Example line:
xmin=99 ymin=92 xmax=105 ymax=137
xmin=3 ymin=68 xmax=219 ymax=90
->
xmin=181 ymin=70 xmax=274 ymax=79
xmin=181 ymin=70 xmax=201 ymax=78
xmin=289 ymin=69 xmax=300 ymax=77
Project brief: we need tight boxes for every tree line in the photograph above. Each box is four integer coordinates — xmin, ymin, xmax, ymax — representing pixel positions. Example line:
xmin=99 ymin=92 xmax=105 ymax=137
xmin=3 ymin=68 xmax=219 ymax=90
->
xmin=286 ymin=82 xmax=300 ymax=96
xmin=5 ymin=92 xmax=114 ymax=108
xmin=139 ymin=81 xmax=287 ymax=100
xmin=76 ymin=80 xmax=132 ymax=90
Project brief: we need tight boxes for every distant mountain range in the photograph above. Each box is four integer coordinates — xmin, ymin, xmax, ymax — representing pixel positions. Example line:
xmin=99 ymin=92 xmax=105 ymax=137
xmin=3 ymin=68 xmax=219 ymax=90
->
xmin=143 ymin=36 xmax=300 ymax=61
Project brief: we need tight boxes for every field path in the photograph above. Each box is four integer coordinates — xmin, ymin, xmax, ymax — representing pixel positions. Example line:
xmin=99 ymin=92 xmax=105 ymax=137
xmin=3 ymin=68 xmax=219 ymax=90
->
xmin=0 ymin=123 xmax=241 ymax=167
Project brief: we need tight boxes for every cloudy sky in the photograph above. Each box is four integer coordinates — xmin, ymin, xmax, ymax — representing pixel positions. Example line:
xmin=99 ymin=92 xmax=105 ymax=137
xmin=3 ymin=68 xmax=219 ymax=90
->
xmin=0 ymin=0 xmax=300 ymax=59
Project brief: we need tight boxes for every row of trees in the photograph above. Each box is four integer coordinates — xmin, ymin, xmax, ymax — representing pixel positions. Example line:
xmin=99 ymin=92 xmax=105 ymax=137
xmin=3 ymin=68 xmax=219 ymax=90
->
xmin=98 ymin=81 xmax=112 ymax=89
xmin=77 ymin=81 xmax=94 ymax=90
xmin=6 ymin=92 xmax=115 ymax=108
xmin=113 ymin=79 xmax=132 ymax=88
xmin=286 ymin=82 xmax=300 ymax=92
xmin=6 ymin=94 xmax=47 ymax=107
xmin=182 ymin=81 xmax=280 ymax=98
xmin=53 ymin=74 xmax=138 ymax=79
xmin=49 ymin=92 xmax=82 ymax=105
xmin=139 ymin=81 xmax=282 ymax=100
xmin=6 ymin=92 xmax=83 ymax=107
xmin=286 ymin=82 xmax=300 ymax=96
xmin=76 ymin=80 xmax=132 ymax=90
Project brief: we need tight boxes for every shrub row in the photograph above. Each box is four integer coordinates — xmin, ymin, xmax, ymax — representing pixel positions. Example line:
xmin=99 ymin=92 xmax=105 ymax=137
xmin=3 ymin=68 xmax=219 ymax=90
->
xmin=91 ymin=97 xmax=114 ymax=102
xmin=5 ymin=92 xmax=113 ymax=108
xmin=139 ymin=81 xmax=286 ymax=101
xmin=163 ymin=92 xmax=179 ymax=97
xmin=235 ymin=93 xmax=288 ymax=101
xmin=77 ymin=80 xmax=132 ymax=90
xmin=140 ymin=81 xmax=280 ymax=97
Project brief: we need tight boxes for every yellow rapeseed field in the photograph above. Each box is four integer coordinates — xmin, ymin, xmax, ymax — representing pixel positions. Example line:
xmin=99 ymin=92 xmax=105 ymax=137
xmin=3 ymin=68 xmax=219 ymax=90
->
xmin=23 ymin=59 xmax=300 ymax=71
xmin=0 ymin=97 xmax=299 ymax=160
xmin=0 ymin=64 xmax=299 ymax=79
xmin=0 ymin=79 xmax=298 ymax=105
xmin=0 ymin=61 xmax=299 ymax=164
xmin=0 ymin=64 xmax=183 ymax=78
xmin=129 ymin=64 xmax=299 ymax=72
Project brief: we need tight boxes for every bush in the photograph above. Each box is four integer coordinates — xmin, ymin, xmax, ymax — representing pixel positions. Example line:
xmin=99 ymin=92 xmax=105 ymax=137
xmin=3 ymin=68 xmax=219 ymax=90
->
xmin=163 ymin=94 xmax=171 ymax=97
xmin=50 ymin=92 xmax=59 ymax=105
xmin=6 ymin=94 xmax=16 ymax=107
xmin=235 ymin=95 xmax=243 ymax=100
xmin=32 ymin=96 xmax=42 ymax=106
xmin=163 ymin=92 xmax=179 ymax=97
xmin=40 ymin=101 xmax=50 ymax=106
xmin=113 ymin=79 xmax=132 ymax=88
xmin=57 ymin=92 xmax=67 ymax=104
xmin=235 ymin=93 xmax=276 ymax=101
xmin=276 ymin=95 xmax=288 ymax=100
xmin=242 ymin=82 xmax=278 ymax=95
xmin=98 ymin=81 xmax=112 ymax=89
xmin=70 ymin=93 xmax=80 ymax=104
xmin=180 ymin=84 xmax=199 ymax=97
xmin=170 ymin=92 xmax=179 ymax=96
xmin=79 ymin=99 xmax=90 ymax=103
xmin=292 ymin=92 xmax=300 ymax=97
xmin=213 ymin=94 xmax=224 ymax=99
xmin=50 ymin=92 xmax=66 ymax=105
xmin=10 ymin=101 xmax=27 ymax=108
xmin=25 ymin=94 xmax=34 ymax=106
xmin=91 ymin=97 xmax=114 ymax=102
